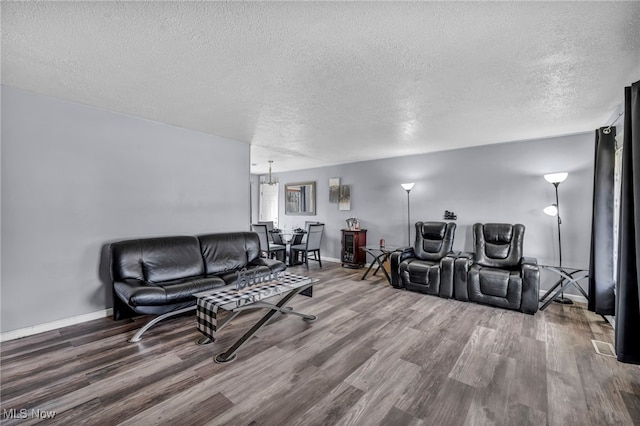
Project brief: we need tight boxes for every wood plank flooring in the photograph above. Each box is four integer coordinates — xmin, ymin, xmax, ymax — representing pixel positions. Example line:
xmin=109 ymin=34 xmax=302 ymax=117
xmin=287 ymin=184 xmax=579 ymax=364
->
xmin=2 ymin=263 xmax=639 ymax=425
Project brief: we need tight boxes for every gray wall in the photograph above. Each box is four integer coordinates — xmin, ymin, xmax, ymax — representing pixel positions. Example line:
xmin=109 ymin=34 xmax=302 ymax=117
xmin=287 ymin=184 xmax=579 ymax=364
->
xmin=1 ymin=86 xmax=250 ymax=332
xmin=255 ymin=132 xmax=594 ymax=292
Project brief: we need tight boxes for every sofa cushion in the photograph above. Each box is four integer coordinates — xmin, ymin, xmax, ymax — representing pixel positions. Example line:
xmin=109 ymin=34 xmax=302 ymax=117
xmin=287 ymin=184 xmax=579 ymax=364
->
xmin=115 ymin=275 xmax=226 ymax=306
xmin=111 ymin=236 xmax=204 ymax=283
xmin=199 ymin=232 xmax=250 ymax=275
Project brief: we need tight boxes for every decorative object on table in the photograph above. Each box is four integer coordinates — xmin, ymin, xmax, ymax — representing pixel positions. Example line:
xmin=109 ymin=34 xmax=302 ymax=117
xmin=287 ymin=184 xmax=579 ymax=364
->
xmin=339 ymin=185 xmax=351 ymax=210
xmin=341 ymin=228 xmax=367 ymax=268
xmin=401 ymin=183 xmax=415 ymax=246
xmin=543 ymin=172 xmax=571 ymax=304
xmin=234 ymin=268 xmax=282 ymax=292
xmin=345 ymin=217 xmax=359 ymax=230
xmin=443 ymin=210 xmax=457 ymax=220
xmin=329 ymin=177 xmax=340 ymax=203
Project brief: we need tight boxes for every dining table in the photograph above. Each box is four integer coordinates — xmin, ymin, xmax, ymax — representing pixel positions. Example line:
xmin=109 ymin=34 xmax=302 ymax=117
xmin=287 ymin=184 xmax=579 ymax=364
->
xmin=270 ymin=230 xmax=306 ymax=266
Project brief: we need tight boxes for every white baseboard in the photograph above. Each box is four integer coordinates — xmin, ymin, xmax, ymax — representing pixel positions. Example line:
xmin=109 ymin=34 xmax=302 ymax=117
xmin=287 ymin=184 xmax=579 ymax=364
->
xmin=539 ymin=290 xmax=588 ymax=305
xmin=0 ymin=308 xmax=114 ymax=343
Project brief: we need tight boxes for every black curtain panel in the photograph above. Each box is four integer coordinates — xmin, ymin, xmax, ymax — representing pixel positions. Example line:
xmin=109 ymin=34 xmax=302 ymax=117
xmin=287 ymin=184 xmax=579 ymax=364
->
xmin=588 ymin=127 xmax=616 ymax=315
xmin=616 ymin=80 xmax=640 ymax=364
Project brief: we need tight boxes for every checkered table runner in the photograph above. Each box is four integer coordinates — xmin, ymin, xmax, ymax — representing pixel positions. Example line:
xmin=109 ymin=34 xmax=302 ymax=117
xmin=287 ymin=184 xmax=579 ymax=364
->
xmin=196 ymin=272 xmax=312 ymax=340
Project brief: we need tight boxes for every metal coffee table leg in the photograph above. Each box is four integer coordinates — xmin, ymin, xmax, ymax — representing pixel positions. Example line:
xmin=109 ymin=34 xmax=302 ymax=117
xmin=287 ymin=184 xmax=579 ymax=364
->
xmin=214 ymin=283 xmax=315 ymax=363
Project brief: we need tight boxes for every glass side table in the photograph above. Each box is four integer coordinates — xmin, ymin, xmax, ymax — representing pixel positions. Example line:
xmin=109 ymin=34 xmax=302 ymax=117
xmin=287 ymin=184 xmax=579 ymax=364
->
xmin=360 ymin=245 xmax=403 ymax=284
xmin=538 ymin=265 xmax=589 ymax=311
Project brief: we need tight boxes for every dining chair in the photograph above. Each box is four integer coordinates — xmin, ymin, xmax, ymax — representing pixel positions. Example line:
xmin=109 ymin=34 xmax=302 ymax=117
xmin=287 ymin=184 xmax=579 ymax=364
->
xmin=252 ymin=224 xmax=286 ymax=261
xmin=258 ymin=221 xmax=275 ymax=242
xmin=290 ymin=223 xmax=324 ymax=269
xmin=300 ymin=221 xmax=320 ymax=244
xmin=271 ymin=230 xmax=285 ymax=245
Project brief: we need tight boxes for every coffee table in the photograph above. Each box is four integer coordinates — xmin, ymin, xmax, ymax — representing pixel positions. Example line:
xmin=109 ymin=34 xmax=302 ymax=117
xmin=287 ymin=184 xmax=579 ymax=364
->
xmin=194 ymin=271 xmax=317 ymax=363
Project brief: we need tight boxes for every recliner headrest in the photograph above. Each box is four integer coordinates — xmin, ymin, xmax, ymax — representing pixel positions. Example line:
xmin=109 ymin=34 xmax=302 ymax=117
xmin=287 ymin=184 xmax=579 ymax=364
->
xmin=420 ymin=222 xmax=447 ymax=240
xmin=483 ymin=223 xmax=514 ymax=244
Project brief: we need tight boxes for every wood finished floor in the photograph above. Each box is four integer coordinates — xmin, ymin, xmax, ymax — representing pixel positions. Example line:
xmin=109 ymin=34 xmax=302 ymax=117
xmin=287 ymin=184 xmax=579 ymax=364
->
xmin=2 ymin=262 xmax=640 ymax=425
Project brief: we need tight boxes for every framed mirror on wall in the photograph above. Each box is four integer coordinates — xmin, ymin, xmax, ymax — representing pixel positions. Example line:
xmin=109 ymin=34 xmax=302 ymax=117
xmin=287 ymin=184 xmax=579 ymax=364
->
xmin=285 ymin=182 xmax=316 ymax=215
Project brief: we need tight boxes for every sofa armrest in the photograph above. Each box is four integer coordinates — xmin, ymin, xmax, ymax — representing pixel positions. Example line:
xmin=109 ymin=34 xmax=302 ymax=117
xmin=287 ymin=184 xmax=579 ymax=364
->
xmin=390 ymin=247 xmax=415 ymax=289
xmin=113 ymin=278 xmax=153 ymax=304
xmin=453 ymin=252 xmax=474 ymax=301
xmin=520 ymin=258 xmax=540 ymax=314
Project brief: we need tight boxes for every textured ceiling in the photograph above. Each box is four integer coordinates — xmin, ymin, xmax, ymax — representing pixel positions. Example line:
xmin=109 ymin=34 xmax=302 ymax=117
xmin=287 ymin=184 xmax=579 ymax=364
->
xmin=2 ymin=2 xmax=639 ymax=174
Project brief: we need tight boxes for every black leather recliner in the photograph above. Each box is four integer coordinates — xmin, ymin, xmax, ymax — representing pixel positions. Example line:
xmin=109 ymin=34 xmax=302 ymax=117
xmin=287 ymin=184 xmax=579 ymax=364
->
xmin=110 ymin=232 xmax=286 ymax=341
xmin=390 ymin=221 xmax=457 ymax=297
xmin=454 ymin=223 xmax=539 ymax=314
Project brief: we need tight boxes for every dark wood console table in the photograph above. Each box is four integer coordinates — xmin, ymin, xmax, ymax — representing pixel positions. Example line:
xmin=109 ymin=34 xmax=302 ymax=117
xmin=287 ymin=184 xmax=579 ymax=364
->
xmin=341 ymin=229 xmax=367 ymax=268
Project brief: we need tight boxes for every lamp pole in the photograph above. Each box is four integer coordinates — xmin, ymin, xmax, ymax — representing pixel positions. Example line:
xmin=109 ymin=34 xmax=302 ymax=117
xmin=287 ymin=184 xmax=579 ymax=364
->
xmin=553 ymin=182 xmax=562 ymax=268
xmin=406 ymin=190 xmax=411 ymax=246
xmin=544 ymin=172 xmax=570 ymax=304
xmin=553 ymin=181 xmax=572 ymax=304
xmin=401 ymin=183 xmax=415 ymax=246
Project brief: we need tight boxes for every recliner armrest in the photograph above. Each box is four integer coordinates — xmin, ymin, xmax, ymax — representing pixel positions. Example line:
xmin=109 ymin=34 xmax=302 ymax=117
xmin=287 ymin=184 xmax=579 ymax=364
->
xmin=439 ymin=252 xmax=460 ymax=298
xmin=520 ymin=257 xmax=540 ymax=314
xmin=453 ymin=252 xmax=474 ymax=301
xmin=390 ymin=247 xmax=415 ymax=289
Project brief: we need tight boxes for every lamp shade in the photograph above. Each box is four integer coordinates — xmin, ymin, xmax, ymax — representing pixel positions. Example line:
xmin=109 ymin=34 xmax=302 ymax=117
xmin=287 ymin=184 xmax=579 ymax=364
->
xmin=544 ymin=172 xmax=568 ymax=184
xmin=543 ymin=204 xmax=558 ymax=216
xmin=401 ymin=182 xmax=415 ymax=191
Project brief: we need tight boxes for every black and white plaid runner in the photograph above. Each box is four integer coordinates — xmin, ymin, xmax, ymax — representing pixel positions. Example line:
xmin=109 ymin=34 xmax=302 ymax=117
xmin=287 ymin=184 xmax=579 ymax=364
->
xmin=196 ymin=272 xmax=311 ymax=340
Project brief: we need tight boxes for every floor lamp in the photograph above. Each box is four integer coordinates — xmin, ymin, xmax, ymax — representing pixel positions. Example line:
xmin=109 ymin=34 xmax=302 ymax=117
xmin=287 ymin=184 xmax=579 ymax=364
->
xmin=543 ymin=172 xmax=572 ymax=304
xmin=401 ymin=183 xmax=415 ymax=246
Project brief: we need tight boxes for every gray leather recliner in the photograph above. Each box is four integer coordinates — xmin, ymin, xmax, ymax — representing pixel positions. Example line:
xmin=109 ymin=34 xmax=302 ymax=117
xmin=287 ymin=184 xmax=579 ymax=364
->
xmin=390 ymin=221 xmax=457 ymax=297
xmin=454 ymin=223 xmax=539 ymax=314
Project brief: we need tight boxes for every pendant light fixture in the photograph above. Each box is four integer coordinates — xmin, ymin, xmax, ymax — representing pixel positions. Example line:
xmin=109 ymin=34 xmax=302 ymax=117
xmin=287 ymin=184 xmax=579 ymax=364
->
xmin=266 ymin=160 xmax=279 ymax=185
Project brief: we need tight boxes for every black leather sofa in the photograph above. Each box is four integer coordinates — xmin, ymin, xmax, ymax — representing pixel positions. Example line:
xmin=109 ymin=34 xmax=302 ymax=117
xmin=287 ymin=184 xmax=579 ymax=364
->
xmin=454 ymin=223 xmax=539 ymax=314
xmin=110 ymin=231 xmax=286 ymax=341
xmin=390 ymin=222 xmax=457 ymax=297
